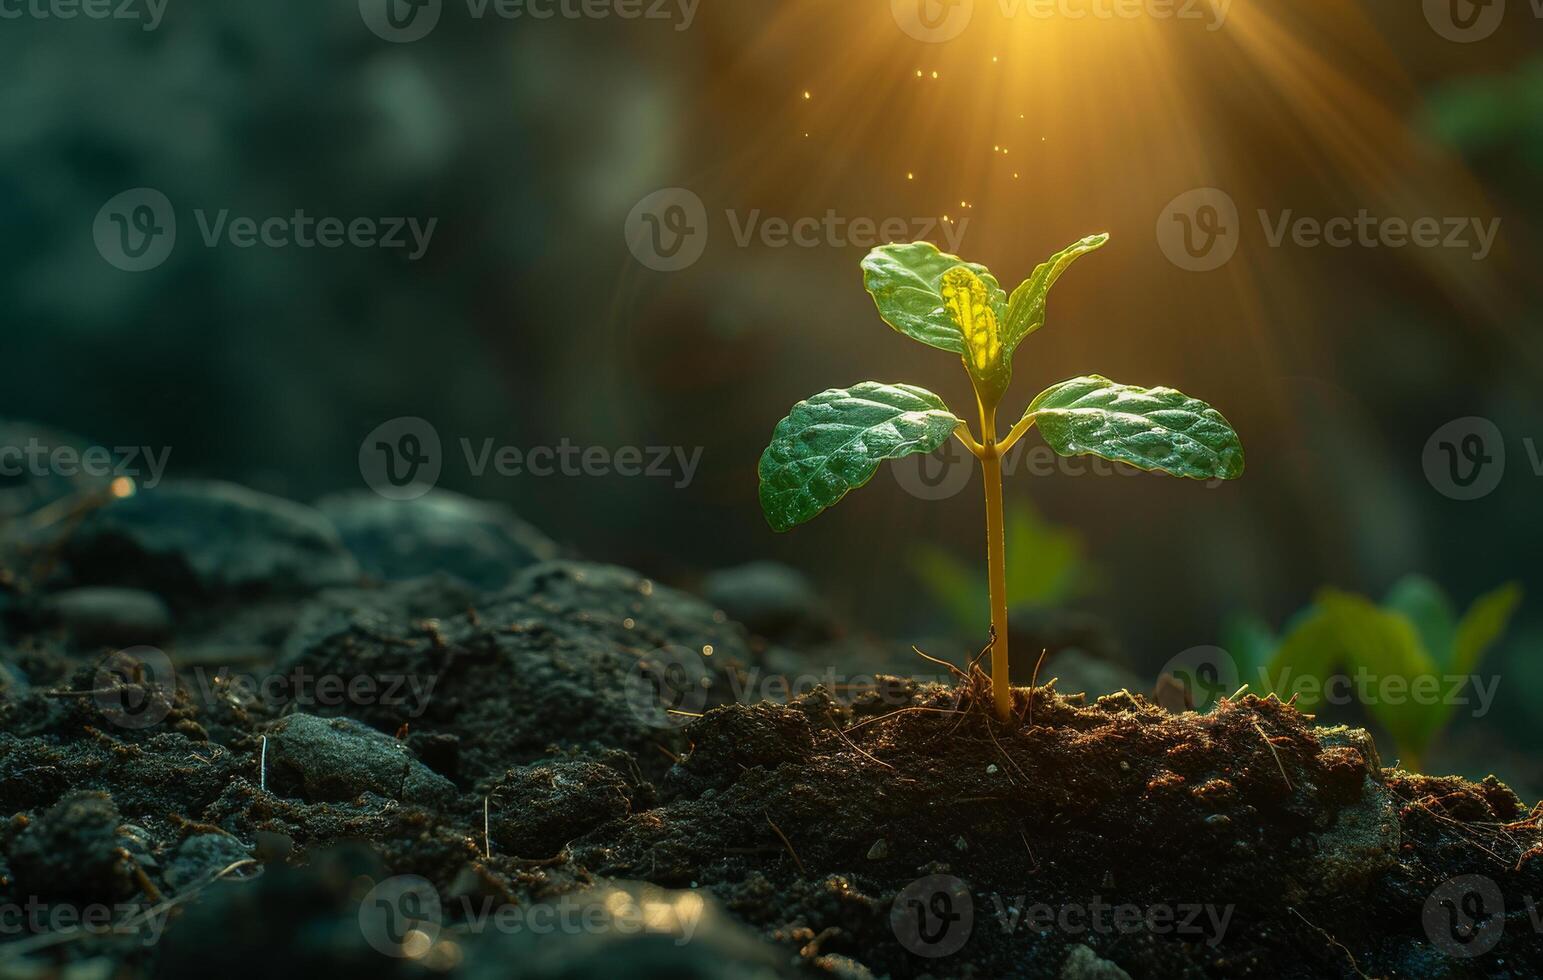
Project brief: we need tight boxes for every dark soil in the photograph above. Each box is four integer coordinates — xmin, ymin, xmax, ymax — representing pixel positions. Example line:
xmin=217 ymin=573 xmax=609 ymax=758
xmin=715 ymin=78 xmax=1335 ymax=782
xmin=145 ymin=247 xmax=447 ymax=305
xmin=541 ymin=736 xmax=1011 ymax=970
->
xmin=1 ymin=479 xmax=1541 ymax=979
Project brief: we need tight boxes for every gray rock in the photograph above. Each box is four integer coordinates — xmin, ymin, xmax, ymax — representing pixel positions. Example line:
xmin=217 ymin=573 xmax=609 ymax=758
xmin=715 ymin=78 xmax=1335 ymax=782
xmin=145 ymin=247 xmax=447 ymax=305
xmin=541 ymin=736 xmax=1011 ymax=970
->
xmin=279 ymin=573 xmax=480 ymax=669
xmin=64 ymin=480 xmax=358 ymax=599
xmin=277 ymin=560 xmax=757 ymax=783
xmin=265 ymin=713 xmax=454 ymax=804
xmin=315 ymin=489 xmax=557 ymax=591
xmin=498 ymin=560 xmax=754 ymax=665
xmin=9 ymin=791 xmax=132 ymax=903
xmin=1061 ymin=944 xmax=1132 ymax=980
xmin=1294 ymin=774 xmax=1399 ymax=900
xmin=488 ymin=760 xmax=633 ymax=857
xmin=164 ymin=833 xmax=253 ymax=891
xmin=42 ymin=587 xmax=172 ymax=646
xmin=701 ymin=561 xmax=835 ymax=643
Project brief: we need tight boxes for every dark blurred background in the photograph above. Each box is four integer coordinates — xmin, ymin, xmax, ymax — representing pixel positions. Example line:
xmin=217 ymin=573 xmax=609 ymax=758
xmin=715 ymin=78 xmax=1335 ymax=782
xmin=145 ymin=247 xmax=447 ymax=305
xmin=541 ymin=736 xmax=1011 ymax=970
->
xmin=3 ymin=1 xmax=1541 ymax=787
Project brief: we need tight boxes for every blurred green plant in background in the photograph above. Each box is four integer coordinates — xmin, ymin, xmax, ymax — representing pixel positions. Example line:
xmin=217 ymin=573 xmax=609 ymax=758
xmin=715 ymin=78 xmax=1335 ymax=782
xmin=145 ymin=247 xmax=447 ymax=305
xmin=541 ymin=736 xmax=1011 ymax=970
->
xmin=1225 ymin=576 xmax=1522 ymax=772
xmin=1424 ymin=57 xmax=1543 ymax=174
xmin=908 ymin=500 xmax=1097 ymax=637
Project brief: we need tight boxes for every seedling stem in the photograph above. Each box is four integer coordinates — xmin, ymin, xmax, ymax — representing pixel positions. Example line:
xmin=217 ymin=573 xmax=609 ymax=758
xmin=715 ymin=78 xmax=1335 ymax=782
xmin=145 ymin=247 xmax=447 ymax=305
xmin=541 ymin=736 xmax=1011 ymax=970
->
xmin=757 ymin=236 xmax=1244 ymax=729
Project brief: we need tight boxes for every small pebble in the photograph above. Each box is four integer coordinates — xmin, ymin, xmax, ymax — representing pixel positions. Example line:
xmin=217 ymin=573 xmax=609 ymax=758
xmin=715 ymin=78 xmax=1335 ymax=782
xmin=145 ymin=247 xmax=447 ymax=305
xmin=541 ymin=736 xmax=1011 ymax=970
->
xmin=1119 ymin=760 xmax=1131 ymax=772
xmin=44 ymin=587 xmax=172 ymax=646
xmin=986 ymin=764 xmax=998 ymax=775
xmin=867 ymin=839 xmax=889 ymax=860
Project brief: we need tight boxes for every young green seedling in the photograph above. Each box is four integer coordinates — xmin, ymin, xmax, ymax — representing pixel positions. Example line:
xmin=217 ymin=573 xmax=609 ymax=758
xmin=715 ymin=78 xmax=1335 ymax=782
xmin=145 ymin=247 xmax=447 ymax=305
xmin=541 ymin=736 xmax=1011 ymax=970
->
xmin=757 ymin=236 xmax=1245 ymax=722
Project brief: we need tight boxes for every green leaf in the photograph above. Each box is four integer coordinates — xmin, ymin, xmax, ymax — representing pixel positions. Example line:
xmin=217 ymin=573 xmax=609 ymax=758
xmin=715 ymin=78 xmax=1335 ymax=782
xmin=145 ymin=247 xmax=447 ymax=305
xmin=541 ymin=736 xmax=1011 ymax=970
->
xmin=907 ymin=543 xmax=988 ymax=635
xmin=1383 ymin=575 xmax=1457 ymax=669
xmin=1263 ymin=606 xmax=1340 ymax=711
xmin=1265 ymin=586 xmax=1444 ymax=762
xmin=1024 ymin=375 xmax=1245 ymax=481
xmin=908 ymin=500 xmax=1093 ymax=634
xmin=758 ymin=382 xmax=962 ymax=532
xmin=1250 ymin=581 xmax=1519 ymax=767
xmin=1313 ymin=590 xmax=1441 ymax=759
xmin=1266 ymin=590 xmax=1440 ymax=758
xmin=1452 ymin=582 xmax=1522 ymax=676
xmin=861 ymin=242 xmax=1006 ymax=357
xmin=1003 ymin=233 xmax=1109 ymax=353
xmin=1220 ymin=612 xmax=1277 ymax=681
xmin=1003 ymin=500 xmax=1093 ymax=605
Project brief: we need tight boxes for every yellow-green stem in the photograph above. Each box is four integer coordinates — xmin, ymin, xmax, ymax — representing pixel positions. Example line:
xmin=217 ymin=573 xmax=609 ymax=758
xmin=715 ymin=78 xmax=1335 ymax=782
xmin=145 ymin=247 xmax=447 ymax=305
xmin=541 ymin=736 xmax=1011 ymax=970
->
xmin=978 ymin=401 xmax=1012 ymax=722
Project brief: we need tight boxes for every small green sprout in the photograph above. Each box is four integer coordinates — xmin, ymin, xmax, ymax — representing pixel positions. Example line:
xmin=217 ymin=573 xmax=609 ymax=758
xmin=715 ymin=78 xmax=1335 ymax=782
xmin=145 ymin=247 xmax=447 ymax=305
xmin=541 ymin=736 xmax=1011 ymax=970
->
xmin=1229 ymin=576 xmax=1522 ymax=772
xmin=757 ymin=236 xmax=1245 ymax=721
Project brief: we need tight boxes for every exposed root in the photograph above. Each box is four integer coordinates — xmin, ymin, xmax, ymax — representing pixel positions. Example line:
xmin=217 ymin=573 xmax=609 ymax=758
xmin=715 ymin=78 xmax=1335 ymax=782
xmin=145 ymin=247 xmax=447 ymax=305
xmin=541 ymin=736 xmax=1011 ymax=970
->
xmin=764 ymin=811 xmax=806 ymax=875
xmin=1251 ymin=719 xmax=1293 ymax=791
